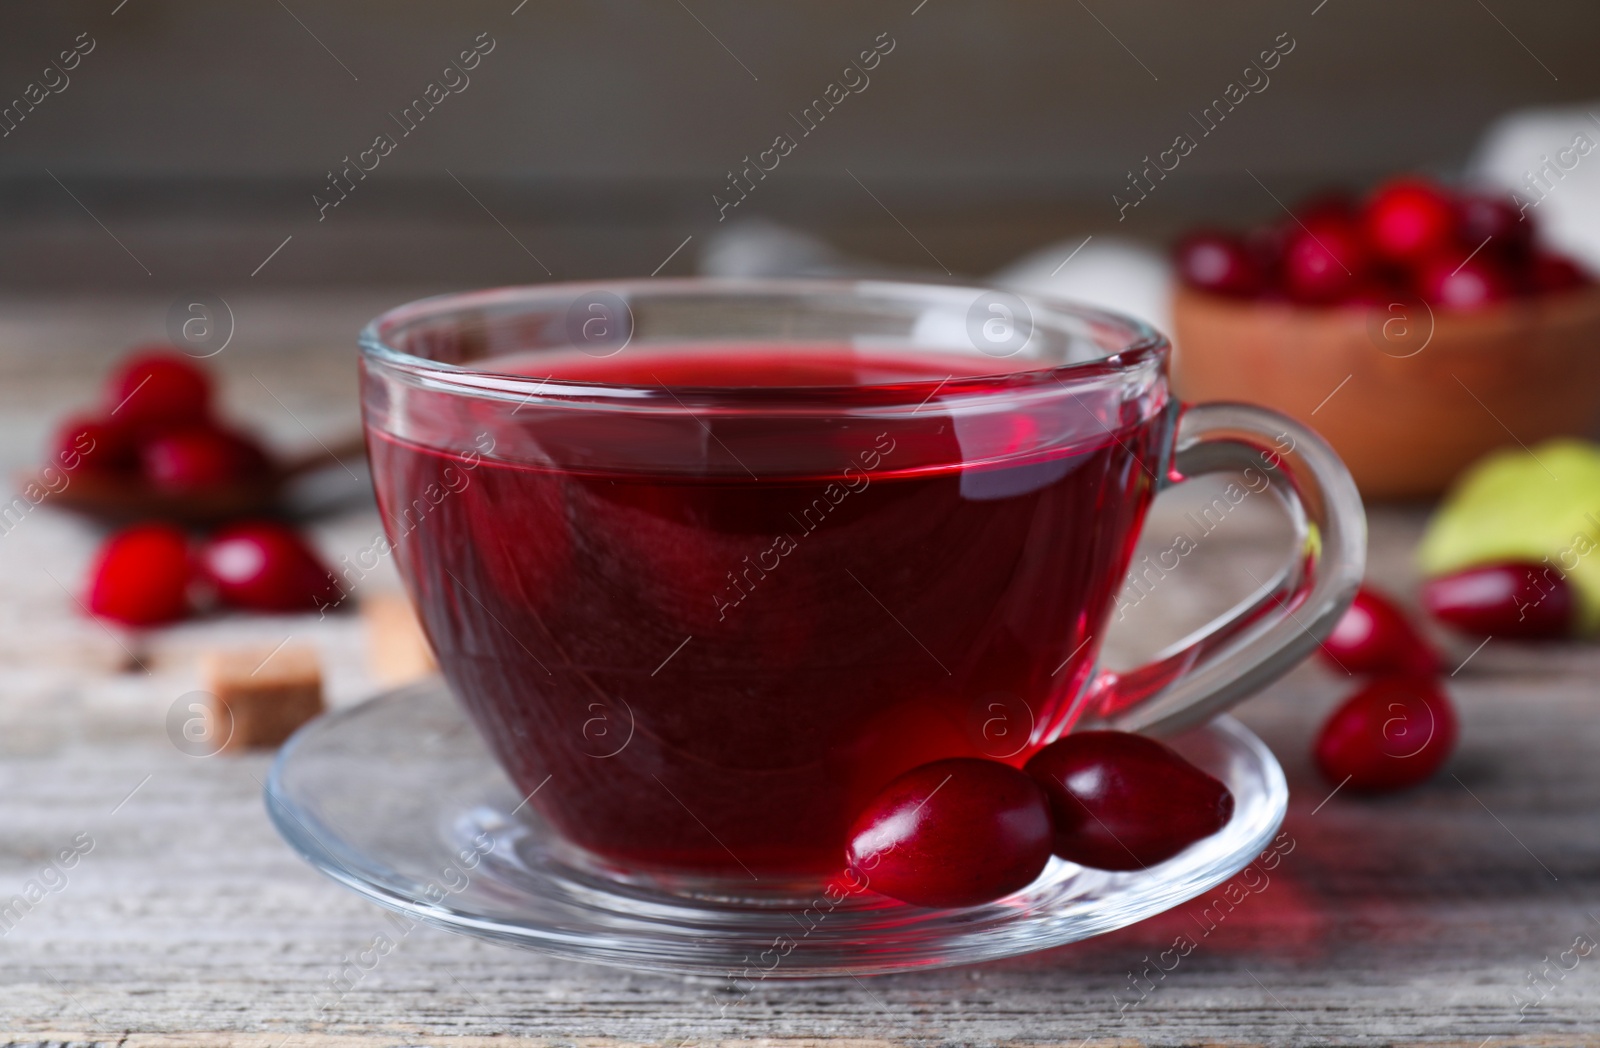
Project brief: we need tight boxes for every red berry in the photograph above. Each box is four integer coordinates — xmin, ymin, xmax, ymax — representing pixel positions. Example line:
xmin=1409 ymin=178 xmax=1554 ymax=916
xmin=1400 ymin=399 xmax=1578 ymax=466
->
xmin=1025 ymin=731 xmax=1233 ymax=870
xmin=1322 ymin=586 xmax=1440 ymax=676
xmin=1363 ymin=177 xmax=1458 ymax=264
xmin=85 ymin=523 xmax=193 ymax=626
xmin=1457 ymin=193 xmax=1534 ymax=258
xmin=1282 ymin=220 xmax=1368 ymax=303
xmin=140 ymin=427 xmax=271 ymax=492
xmin=1314 ymin=676 xmax=1458 ymax=792
xmin=53 ymin=414 xmax=137 ymax=475
xmin=1245 ymin=222 xmax=1292 ymax=281
xmin=845 ymin=758 xmax=1052 ymax=908
xmin=199 ymin=522 xmax=341 ymax=613
xmin=104 ymin=348 xmax=212 ymax=432
xmin=1422 ymin=561 xmax=1575 ymax=639
xmin=1175 ymin=232 xmax=1265 ymax=297
xmin=1527 ymin=251 xmax=1592 ymax=295
xmin=1417 ymin=254 xmax=1514 ymax=310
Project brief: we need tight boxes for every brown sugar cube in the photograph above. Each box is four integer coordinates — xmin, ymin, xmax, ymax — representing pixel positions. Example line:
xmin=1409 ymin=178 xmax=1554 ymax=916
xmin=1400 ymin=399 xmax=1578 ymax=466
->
xmin=202 ymin=644 xmax=325 ymax=752
xmin=362 ymin=590 xmax=438 ymax=685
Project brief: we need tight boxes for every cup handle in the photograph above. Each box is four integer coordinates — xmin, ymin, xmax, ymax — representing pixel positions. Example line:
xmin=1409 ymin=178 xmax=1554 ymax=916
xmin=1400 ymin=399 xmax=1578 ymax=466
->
xmin=1084 ymin=402 xmax=1367 ymax=737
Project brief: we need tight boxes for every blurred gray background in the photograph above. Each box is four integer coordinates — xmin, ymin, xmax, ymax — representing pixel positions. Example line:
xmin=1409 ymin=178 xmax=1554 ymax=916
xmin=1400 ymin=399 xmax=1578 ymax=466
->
xmin=0 ymin=0 xmax=1596 ymax=291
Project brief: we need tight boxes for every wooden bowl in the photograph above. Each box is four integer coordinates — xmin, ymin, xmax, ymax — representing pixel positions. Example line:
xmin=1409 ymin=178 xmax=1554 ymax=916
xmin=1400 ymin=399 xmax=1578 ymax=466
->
xmin=1171 ymin=285 xmax=1600 ymax=500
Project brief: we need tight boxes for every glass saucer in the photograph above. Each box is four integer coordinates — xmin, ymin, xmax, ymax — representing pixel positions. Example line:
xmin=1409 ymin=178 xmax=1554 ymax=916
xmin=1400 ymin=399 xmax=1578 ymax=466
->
xmin=264 ymin=678 xmax=1287 ymax=978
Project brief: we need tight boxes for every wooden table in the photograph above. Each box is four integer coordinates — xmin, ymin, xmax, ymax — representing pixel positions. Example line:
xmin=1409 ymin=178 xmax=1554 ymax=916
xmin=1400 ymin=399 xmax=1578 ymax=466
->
xmin=0 ymin=292 xmax=1595 ymax=1047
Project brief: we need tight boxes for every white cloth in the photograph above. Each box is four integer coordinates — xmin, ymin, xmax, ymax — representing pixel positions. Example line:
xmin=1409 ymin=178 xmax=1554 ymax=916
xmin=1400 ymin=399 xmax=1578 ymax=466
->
xmin=699 ymin=220 xmax=1175 ymax=338
xmin=991 ymin=238 xmax=1173 ymax=340
xmin=1470 ymin=102 xmax=1600 ymax=272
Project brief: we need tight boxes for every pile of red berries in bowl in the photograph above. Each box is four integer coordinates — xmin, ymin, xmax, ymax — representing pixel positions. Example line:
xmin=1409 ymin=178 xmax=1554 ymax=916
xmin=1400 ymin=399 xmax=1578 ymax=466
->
xmin=1175 ymin=176 xmax=1592 ymax=308
xmin=1170 ymin=175 xmax=1600 ymax=499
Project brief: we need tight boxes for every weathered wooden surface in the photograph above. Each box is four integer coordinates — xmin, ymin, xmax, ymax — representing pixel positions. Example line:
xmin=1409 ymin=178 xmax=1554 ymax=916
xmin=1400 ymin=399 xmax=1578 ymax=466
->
xmin=1 ymin=292 xmax=1598 ymax=1047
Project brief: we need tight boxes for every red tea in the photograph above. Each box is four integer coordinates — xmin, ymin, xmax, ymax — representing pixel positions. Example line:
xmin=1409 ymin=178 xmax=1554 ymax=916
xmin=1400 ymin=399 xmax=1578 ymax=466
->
xmin=369 ymin=345 xmax=1168 ymax=874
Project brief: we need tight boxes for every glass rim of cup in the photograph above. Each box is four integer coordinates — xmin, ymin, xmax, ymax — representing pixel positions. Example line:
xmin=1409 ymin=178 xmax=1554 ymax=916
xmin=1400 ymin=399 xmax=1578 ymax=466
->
xmin=358 ymin=277 xmax=1170 ymax=412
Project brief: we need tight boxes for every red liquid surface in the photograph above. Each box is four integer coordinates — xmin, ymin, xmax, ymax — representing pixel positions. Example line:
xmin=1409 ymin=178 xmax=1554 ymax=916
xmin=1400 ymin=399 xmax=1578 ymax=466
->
xmin=370 ymin=346 xmax=1167 ymax=875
